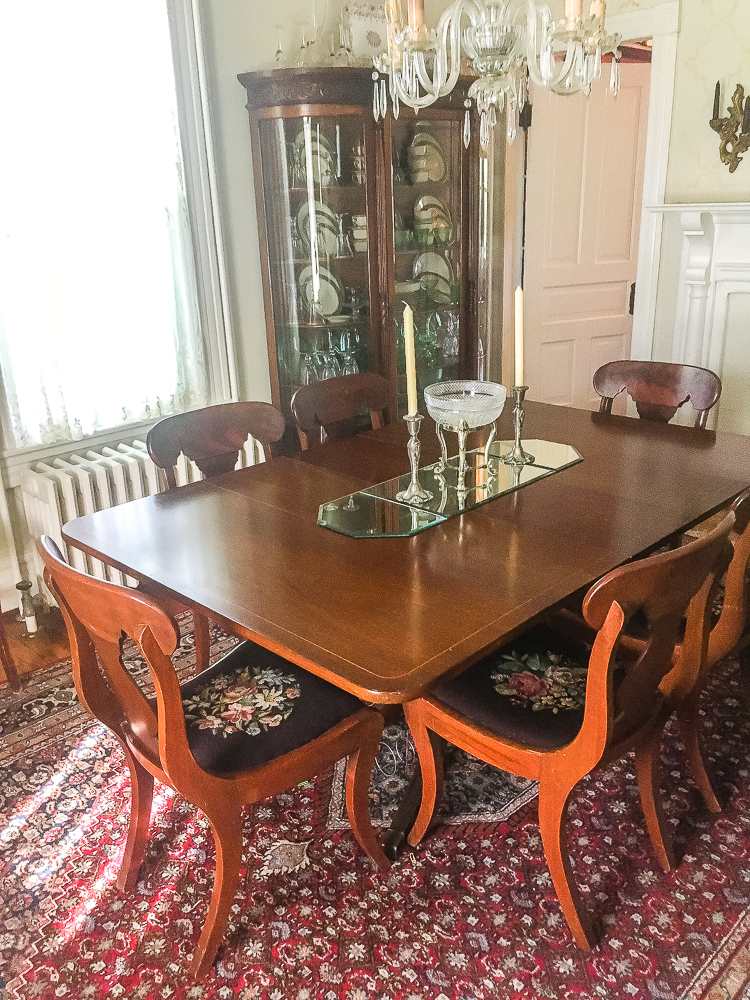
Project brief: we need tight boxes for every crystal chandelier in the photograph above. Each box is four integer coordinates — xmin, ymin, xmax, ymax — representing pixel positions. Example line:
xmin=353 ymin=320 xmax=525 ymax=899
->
xmin=373 ymin=0 xmax=621 ymax=146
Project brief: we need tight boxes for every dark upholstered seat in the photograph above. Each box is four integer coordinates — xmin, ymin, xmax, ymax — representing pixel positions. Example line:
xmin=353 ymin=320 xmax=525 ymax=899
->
xmin=181 ymin=641 xmax=365 ymax=773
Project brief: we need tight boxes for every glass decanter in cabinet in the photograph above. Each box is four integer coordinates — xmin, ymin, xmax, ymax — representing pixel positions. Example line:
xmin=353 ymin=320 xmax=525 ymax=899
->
xmin=239 ymin=67 xmax=485 ymax=443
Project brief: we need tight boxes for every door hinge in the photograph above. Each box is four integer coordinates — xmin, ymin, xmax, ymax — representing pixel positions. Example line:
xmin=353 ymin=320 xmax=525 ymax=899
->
xmin=629 ymin=282 xmax=636 ymax=316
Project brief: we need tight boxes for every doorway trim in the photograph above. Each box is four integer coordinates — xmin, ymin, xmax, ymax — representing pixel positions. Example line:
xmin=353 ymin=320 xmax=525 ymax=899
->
xmin=606 ymin=2 xmax=680 ymax=362
xmin=503 ymin=2 xmax=680 ymax=376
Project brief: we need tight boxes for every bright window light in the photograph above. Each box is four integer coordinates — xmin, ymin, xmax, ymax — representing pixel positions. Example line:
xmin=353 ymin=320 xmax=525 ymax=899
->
xmin=0 ymin=0 xmax=209 ymax=448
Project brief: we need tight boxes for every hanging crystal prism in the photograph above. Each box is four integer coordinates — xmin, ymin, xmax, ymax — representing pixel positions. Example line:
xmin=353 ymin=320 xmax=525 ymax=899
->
xmin=463 ymin=99 xmax=471 ymax=149
xmin=373 ymin=72 xmax=380 ymax=122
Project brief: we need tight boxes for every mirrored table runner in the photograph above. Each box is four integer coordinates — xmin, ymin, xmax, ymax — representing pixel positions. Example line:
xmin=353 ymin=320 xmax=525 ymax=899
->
xmin=318 ymin=440 xmax=583 ymax=537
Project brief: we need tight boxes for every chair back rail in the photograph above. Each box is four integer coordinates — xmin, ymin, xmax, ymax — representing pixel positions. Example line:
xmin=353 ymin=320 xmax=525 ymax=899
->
xmin=291 ymin=373 xmax=390 ymax=449
xmin=582 ymin=511 xmax=735 ymax=745
xmin=147 ymin=401 xmax=286 ymax=489
xmin=593 ymin=360 xmax=721 ymax=428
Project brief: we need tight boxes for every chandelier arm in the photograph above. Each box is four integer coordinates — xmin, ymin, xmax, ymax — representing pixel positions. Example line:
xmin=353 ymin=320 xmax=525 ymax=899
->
xmin=546 ymin=42 xmax=578 ymax=90
xmin=524 ymin=0 xmax=556 ymax=87
xmin=429 ymin=0 xmax=467 ymax=97
xmin=391 ymin=65 xmax=440 ymax=108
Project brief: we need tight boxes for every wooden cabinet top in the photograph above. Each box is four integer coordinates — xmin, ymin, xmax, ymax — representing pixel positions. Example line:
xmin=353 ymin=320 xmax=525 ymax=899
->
xmin=237 ymin=66 xmax=474 ymax=112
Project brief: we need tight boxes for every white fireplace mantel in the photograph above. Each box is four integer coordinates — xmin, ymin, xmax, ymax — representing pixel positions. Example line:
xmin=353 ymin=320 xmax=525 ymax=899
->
xmin=640 ymin=203 xmax=750 ymax=434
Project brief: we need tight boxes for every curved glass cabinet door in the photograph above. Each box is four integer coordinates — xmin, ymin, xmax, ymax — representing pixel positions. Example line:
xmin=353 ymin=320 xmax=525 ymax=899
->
xmin=254 ymin=110 xmax=379 ymax=426
xmin=388 ymin=112 xmax=473 ymax=417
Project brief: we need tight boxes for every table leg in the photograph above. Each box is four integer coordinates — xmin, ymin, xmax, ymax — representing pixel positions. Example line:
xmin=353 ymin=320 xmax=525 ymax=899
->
xmin=381 ymin=731 xmax=445 ymax=860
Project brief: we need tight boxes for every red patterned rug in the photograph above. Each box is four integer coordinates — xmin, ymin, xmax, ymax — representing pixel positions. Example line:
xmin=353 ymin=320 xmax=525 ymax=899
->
xmin=2 ymin=622 xmax=750 ymax=1000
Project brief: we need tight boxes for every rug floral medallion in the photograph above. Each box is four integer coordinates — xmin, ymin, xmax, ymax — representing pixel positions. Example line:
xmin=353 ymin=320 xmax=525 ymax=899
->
xmin=1 ymin=620 xmax=750 ymax=1000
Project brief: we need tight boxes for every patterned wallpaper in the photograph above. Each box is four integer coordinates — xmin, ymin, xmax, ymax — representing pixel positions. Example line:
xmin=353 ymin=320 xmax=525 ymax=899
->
xmin=665 ymin=0 xmax=750 ymax=203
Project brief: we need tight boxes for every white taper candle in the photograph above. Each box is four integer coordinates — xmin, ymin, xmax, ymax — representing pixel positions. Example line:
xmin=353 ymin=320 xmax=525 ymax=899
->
xmin=514 ymin=286 xmax=524 ymax=387
xmin=403 ymin=303 xmax=418 ymax=415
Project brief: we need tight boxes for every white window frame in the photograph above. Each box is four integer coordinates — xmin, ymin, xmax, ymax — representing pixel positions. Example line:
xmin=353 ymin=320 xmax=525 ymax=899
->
xmin=0 ymin=0 xmax=236 ymax=471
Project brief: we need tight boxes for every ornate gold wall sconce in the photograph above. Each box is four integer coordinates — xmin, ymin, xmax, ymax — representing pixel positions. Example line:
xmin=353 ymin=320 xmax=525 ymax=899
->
xmin=710 ymin=82 xmax=750 ymax=173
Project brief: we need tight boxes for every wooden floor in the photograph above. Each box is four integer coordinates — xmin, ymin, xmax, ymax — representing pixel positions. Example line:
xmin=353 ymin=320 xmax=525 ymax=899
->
xmin=0 ymin=606 xmax=70 ymax=687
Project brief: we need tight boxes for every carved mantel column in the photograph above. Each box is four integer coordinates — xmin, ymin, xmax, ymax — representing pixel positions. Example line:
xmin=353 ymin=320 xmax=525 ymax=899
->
xmin=676 ymin=211 xmax=714 ymax=367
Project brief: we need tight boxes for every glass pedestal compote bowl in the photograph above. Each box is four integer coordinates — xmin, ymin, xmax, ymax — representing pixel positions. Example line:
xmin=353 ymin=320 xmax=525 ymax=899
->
xmin=423 ymin=380 xmax=507 ymax=489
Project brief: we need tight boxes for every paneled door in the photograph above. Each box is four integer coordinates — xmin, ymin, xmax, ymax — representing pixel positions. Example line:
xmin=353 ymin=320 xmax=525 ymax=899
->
xmin=523 ymin=61 xmax=650 ymax=411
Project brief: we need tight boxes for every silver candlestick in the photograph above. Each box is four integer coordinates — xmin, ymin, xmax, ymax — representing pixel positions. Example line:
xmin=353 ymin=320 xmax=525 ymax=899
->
xmin=500 ymin=386 xmax=535 ymax=466
xmin=396 ymin=413 xmax=434 ymax=503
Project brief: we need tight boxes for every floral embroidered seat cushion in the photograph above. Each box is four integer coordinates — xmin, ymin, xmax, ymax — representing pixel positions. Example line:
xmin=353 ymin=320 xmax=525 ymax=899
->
xmin=431 ymin=624 xmax=596 ymax=749
xmin=180 ymin=642 xmax=365 ymax=772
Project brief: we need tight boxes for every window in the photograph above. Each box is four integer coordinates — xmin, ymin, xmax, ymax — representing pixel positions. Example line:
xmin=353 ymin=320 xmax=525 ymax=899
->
xmin=0 ymin=0 xmax=228 ymax=449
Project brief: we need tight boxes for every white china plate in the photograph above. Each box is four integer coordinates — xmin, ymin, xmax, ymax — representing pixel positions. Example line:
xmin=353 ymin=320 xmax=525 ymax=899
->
xmin=409 ymin=133 xmax=446 ymax=182
xmin=298 ymin=265 xmax=344 ymax=317
xmin=296 ymin=200 xmax=339 ymax=253
xmin=414 ymin=251 xmax=454 ymax=283
xmin=415 ymin=195 xmax=451 ymax=220
xmin=422 ymin=274 xmax=453 ymax=303
xmin=293 ymin=129 xmax=333 ymax=154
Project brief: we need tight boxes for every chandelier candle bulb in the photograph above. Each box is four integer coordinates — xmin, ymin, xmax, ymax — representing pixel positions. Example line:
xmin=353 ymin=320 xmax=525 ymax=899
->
xmin=589 ymin=0 xmax=605 ymax=19
xmin=403 ymin=303 xmax=419 ymax=416
xmin=514 ymin=286 xmax=524 ymax=387
xmin=565 ymin=0 xmax=583 ymax=23
xmin=407 ymin=0 xmax=424 ymax=35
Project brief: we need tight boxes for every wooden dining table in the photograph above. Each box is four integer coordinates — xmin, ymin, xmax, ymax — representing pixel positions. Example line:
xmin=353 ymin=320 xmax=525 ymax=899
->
xmin=62 ymin=401 xmax=750 ymax=706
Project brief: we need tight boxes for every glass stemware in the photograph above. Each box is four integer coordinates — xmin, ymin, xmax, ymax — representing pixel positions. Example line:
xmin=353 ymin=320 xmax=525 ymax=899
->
xmin=274 ymin=26 xmax=285 ymax=65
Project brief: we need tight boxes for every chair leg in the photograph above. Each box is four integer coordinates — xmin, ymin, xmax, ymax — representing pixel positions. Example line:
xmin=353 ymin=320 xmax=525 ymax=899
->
xmin=117 ymin=746 xmax=155 ymax=893
xmin=345 ymin=741 xmax=391 ymax=871
xmin=190 ymin=808 xmax=245 ymax=980
xmin=634 ymin=719 xmax=676 ymax=872
xmin=403 ymin=704 xmax=444 ymax=847
xmin=538 ymin=780 xmax=596 ymax=950
xmin=677 ymin=690 xmax=722 ymax=813
xmin=193 ymin=613 xmax=211 ymax=674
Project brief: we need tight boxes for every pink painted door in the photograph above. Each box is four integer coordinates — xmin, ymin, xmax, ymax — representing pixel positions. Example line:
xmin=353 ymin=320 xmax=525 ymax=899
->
xmin=522 ymin=61 xmax=650 ymax=411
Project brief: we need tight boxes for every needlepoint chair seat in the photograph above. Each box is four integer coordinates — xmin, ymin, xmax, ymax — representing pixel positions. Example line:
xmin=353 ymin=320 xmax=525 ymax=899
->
xmin=593 ymin=360 xmax=721 ymax=428
xmin=432 ymin=624 xmax=593 ymax=750
xmin=179 ymin=642 xmax=366 ymax=773
xmin=38 ymin=535 xmax=389 ymax=980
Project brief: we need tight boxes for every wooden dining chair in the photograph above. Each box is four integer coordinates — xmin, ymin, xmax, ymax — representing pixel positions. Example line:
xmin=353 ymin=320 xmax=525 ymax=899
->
xmin=593 ymin=360 xmax=722 ymax=428
xmin=38 ymin=534 xmax=390 ymax=979
xmin=146 ymin=401 xmax=287 ymax=489
xmin=146 ymin=401 xmax=286 ymax=673
xmin=291 ymin=373 xmax=390 ymax=449
xmin=619 ymin=487 xmax=750 ymax=814
xmin=403 ymin=512 xmax=734 ymax=950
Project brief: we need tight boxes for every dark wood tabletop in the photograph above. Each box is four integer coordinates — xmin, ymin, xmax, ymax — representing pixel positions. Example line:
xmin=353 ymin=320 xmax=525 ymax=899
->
xmin=62 ymin=402 xmax=750 ymax=704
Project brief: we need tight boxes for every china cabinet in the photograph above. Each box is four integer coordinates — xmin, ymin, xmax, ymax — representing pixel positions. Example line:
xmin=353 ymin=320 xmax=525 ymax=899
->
xmin=238 ymin=67 xmax=486 ymax=449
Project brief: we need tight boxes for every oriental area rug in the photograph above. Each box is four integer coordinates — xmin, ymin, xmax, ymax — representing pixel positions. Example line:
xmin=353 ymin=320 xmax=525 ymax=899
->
xmin=2 ymin=620 xmax=750 ymax=1000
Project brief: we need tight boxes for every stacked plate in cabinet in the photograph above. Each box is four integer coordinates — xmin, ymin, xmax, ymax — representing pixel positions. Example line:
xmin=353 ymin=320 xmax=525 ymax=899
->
xmin=298 ymin=265 xmax=345 ymax=318
xmin=413 ymin=251 xmax=455 ymax=304
xmin=407 ymin=132 xmax=446 ymax=184
xmin=293 ymin=129 xmax=336 ymax=186
xmin=413 ymin=195 xmax=453 ymax=247
xmin=296 ymin=200 xmax=339 ymax=256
